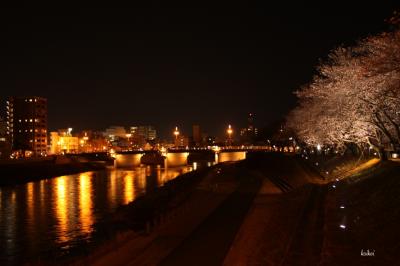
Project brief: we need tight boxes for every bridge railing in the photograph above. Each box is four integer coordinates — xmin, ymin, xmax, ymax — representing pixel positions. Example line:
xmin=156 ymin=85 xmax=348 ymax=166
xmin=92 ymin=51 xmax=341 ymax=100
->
xmin=167 ymin=146 xmax=274 ymax=152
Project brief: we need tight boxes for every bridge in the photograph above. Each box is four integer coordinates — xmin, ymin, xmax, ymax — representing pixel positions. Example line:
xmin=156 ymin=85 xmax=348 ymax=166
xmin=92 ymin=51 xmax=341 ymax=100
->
xmin=114 ymin=146 xmax=291 ymax=168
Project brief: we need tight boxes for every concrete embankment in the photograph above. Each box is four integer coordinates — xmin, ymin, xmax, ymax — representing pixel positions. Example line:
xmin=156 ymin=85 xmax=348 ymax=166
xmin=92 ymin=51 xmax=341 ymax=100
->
xmin=62 ymin=164 xmax=222 ymax=266
xmin=0 ymin=155 xmax=112 ymax=186
xmin=73 ymin=155 xmax=267 ymax=266
xmin=75 ymin=153 xmax=400 ymax=266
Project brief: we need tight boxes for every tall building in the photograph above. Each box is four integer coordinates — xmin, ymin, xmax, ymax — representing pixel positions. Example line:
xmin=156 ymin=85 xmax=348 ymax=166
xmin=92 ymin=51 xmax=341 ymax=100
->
xmin=7 ymin=97 xmax=47 ymax=156
xmin=192 ymin=125 xmax=202 ymax=146
xmin=129 ymin=126 xmax=145 ymax=147
xmin=175 ymin=135 xmax=189 ymax=148
xmin=240 ymin=113 xmax=258 ymax=144
xmin=104 ymin=126 xmax=127 ymax=140
xmin=0 ymin=117 xmax=7 ymax=141
xmin=0 ymin=117 xmax=11 ymax=158
xmin=137 ymin=126 xmax=157 ymax=141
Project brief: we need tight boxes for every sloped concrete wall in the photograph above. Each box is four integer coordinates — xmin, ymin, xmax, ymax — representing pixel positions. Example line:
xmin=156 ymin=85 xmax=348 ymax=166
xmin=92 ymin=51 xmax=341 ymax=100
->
xmin=218 ymin=151 xmax=246 ymax=163
xmin=115 ymin=154 xmax=142 ymax=168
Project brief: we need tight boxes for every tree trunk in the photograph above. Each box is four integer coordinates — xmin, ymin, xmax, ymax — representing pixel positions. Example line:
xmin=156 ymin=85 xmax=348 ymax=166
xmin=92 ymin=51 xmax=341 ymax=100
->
xmin=378 ymin=147 xmax=388 ymax=161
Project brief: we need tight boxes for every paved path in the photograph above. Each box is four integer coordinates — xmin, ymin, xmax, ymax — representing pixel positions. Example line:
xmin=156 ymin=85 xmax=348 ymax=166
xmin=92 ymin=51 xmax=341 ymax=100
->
xmin=161 ymin=172 xmax=262 ymax=266
xmin=281 ymin=185 xmax=326 ymax=266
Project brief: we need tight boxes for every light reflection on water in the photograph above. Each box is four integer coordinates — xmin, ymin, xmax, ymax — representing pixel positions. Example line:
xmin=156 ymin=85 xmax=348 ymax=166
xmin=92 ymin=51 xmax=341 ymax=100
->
xmin=0 ymin=165 xmax=192 ymax=265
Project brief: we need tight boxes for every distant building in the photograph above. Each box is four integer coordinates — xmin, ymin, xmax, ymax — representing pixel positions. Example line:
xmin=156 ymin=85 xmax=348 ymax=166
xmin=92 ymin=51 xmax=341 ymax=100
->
xmin=7 ymin=96 xmax=47 ymax=157
xmin=128 ymin=126 xmax=145 ymax=147
xmin=240 ymin=113 xmax=258 ymax=144
xmin=50 ymin=128 xmax=79 ymax=154
xmin=175 ymin=135 xmax=189 ymax=148
xmin=136 ymin=126 xmax=157 ymax=141
xmin=104 ymin=126 xmax=127 ymax=140
xmin=78 ymin=130 xmax=108 ymax=153
xmin=205 ymin=136 xmax=216 ymax=146
xmin=192 ymin=125 xmax=202 ymax=146
xmin=0 ymin=117 xmax=11 ymax=158
xmin=0 ymin=117 xmax=6 ymax=137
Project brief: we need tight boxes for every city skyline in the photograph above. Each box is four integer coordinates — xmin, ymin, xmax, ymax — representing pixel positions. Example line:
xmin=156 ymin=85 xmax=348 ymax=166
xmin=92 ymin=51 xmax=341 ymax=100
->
xmin=1 ymin=5 xmax=399 ymax=138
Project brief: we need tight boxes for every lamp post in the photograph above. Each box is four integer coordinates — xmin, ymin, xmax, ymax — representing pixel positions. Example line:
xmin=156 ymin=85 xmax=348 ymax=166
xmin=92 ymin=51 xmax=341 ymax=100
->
xmin=173 ymin=126 xmax=180 ymax=147
xmin=126 ymin=133 xmax=132 ymax=151
xmin=227 ymin=124 xmax=233 ymax=146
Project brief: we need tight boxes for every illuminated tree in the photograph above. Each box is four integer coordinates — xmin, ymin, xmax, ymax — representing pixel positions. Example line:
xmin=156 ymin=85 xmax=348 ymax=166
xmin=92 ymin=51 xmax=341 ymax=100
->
xmin=287 ymin=26 xmax=400 ymax=159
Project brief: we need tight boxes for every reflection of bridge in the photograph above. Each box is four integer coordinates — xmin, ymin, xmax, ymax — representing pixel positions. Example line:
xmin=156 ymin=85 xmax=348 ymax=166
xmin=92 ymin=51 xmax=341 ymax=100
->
xmin=114 ymin=146 xmax=275 ymax=168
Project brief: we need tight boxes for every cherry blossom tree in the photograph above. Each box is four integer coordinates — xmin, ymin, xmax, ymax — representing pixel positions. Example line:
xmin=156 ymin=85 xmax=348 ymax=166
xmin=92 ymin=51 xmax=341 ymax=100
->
xmin=287 ymin=24 xmax=400 ymax=159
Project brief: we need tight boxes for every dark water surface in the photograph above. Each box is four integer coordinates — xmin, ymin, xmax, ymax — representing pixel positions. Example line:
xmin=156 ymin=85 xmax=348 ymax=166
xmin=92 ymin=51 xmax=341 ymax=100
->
xmin=0 ymin=165 xmax=192 ymax=265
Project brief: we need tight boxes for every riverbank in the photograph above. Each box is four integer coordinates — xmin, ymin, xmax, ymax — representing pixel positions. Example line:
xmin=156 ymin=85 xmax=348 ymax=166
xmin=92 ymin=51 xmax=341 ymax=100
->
xmin=68 ymin=154 xmax=275 ymax=265
xmin=83 ymin=153 xmax=400 ymax=265
xmin=68 ymin=161 xmax=247 ymax=266
xmin=0 ymin=156 xmax=112 ymax=186
xmin=224 ymin=155 xmax=400 ymax=265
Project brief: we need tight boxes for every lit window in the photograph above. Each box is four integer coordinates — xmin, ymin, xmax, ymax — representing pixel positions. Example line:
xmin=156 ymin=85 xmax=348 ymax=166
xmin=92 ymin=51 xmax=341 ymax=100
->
xmin=30 ymin=129 xmax=33 ymax=132
xmin=30 ymin=119 xmax=33 ymax=122
xmin=25 ymin=119 xmax=27 ymax=122
xmin=29 ymin=99 xmax=33 ymax=102
xmin=19 ymin=119 xmax=21 ymax=122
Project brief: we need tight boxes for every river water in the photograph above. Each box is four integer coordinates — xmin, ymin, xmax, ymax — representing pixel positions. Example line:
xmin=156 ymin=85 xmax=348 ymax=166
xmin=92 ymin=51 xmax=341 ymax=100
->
xmin=0 ymin=165 xmax=193 ymax=265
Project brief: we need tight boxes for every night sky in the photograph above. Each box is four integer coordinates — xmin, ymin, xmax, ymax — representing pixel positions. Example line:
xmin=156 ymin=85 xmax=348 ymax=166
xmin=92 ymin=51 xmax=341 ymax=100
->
xmin=1 ymin=4 xmax=399 ymax=139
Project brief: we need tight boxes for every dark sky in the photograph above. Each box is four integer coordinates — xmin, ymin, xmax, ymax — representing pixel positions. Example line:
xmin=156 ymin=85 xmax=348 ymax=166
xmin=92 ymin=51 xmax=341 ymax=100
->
xmin=0 ymin=3 xmax=399 ymax=139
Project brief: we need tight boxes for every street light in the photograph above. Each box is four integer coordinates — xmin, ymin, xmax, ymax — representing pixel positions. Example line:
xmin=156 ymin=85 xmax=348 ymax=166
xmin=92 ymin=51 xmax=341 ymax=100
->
xmin=227 ymin=124 xmax=233 ymax=145
xmin=173 ymin=126 xmax=180 ymax=139
xmin=126 ymin=133 xmax=132 ymax=150
xmin=173 ymin=126 xmax=180 ymax=148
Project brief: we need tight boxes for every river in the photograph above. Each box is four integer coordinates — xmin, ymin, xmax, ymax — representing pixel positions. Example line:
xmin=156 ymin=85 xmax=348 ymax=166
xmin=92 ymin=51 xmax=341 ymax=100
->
xmin=0 ymin=165 xmax=194 ymax=265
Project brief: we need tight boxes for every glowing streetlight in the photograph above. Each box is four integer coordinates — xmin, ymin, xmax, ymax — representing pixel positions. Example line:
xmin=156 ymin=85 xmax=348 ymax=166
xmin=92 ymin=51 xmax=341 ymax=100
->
xmin=227 ymin=124 xmax=233 ymax=145
xmin=227 ymin=124 xmax=233 ymax=136
xmin=173 ymin=126 xmax=180 ymax=139
xmin=126 ymin=133 xmax=132 ymax=150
